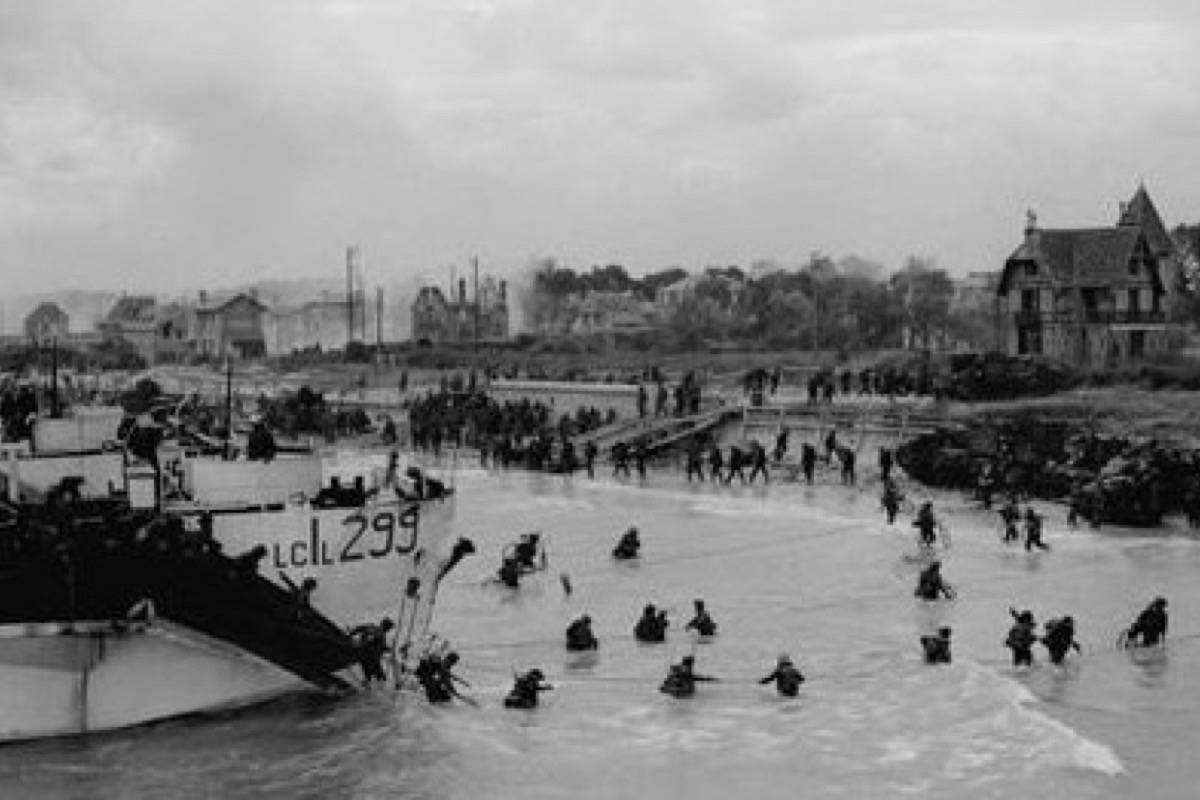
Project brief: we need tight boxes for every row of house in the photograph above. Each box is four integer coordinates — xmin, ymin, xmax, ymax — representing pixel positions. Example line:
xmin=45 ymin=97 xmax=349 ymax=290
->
xmin=22 ymin=290 xmax=360 ymax=363
xmin=16 ymin=184 xmax=1192 ymax=367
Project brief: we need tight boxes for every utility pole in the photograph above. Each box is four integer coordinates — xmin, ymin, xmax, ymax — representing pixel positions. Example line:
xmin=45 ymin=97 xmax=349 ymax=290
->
xmin=358 ymin=248 xmax=368 ymax=342
xmin=472 ymin=255 xmax=480 ymax=353
xmin=346 ymin=246 xmax=356 ymax=346
xmin=376 ymin=286 xmax=384 ymax=347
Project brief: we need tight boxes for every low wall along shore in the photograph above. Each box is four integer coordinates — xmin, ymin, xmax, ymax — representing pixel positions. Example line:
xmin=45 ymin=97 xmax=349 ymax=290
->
xmin=486 ymin=379 xmax=642 ymax=419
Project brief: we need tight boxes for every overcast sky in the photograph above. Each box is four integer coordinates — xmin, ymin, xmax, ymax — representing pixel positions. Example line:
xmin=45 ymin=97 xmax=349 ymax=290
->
xmin=3 ymin=0 xmax=1200 ymax=297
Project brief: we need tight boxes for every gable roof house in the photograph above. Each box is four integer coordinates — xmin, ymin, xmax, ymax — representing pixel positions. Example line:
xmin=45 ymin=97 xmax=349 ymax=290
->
xmin=192 ymin=291 xmax=269 ymax=359
xmin=997 ymin=187 xmax=1180 ymax=368
xmin=98 ymin=295 xmax=159 ymax=365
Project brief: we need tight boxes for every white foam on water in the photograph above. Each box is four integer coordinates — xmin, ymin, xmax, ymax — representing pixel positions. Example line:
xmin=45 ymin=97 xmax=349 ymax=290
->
xmin=953 ymin=661 xmax=1126 ymax=777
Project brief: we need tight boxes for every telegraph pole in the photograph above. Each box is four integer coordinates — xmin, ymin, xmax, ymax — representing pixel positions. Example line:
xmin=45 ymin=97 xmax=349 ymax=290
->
xmin=376 ymin=286 xmax=384 ymax=347
xmin=346 ymin=246 xmax=356 ymax=346
xmin=472 ymin=255 xmax=480 ymax=353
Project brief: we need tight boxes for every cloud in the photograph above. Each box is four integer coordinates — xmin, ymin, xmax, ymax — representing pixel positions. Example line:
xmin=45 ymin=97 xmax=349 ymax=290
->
xmin=1 ymin=0 xmax=1199 ymax=296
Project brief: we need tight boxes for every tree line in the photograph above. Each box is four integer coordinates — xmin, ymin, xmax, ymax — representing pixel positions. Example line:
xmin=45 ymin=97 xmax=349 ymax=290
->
xmin=519 ymin=254 xmax=994 ymax=353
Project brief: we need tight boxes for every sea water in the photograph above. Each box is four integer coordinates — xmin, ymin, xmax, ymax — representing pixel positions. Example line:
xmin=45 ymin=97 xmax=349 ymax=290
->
xmin=3 ymin=461 xmax=1199 ymax=800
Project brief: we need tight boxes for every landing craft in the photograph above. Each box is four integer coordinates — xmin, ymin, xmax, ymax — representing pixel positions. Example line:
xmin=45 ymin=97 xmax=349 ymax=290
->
xmin=0 ymin=407 xmax=460 ymax=741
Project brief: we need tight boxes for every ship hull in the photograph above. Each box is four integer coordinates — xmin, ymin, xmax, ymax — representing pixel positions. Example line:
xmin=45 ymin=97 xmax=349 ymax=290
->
xmin=0 ymin=621 xmax=311 ymax=743
xmin=202 ymin=496 xmax=456 ymax=630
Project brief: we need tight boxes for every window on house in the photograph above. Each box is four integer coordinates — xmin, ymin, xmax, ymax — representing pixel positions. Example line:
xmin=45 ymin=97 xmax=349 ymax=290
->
xmin=1023 ymin=262 xmax=1037 ymax=277
xmin=1021 ymin=289 xmax=1038 ymax=312
xmin=1081 ymin=288 xmax=1098 ymax=311
xmin=1128 ymin=289 xmax=1140 ymax=313
xmin=1131 ymin=331 xmax=1145 ymax=357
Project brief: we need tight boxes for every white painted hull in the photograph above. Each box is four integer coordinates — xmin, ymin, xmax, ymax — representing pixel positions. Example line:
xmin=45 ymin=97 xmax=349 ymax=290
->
xmin=0 ymin=621 xmax=314 ymax=742
xmin=204 ymin=496 xmax=456 ymax=630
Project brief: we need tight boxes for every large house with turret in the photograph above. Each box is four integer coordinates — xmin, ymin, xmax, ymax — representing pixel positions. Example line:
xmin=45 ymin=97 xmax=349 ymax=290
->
xmin=997 ymin=186 xmax=1185 ymax=368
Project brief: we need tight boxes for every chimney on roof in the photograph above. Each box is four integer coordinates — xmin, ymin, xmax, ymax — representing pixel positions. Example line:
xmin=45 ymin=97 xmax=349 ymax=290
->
xmin=199 ymin=290 xmax=208 ymax=308
xmin=1024 ymin=208 xmax=1038 ymax=238
xmin=459 ymin=278 xmax=467 ymax=304
xmin=499 ymin=279 xmax=507 ymax=304
xmin=248 ymin=287 xmax=259 ymax=301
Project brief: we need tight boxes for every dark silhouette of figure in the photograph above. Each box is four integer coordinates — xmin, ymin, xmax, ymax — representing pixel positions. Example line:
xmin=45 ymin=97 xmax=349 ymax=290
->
xmin=759 ymin=653 xmax=805 ymax=697
xmin=612 ymin=527 xmax=641 ymax=560
xmin=1005 ymin=608 xmax=1038 ymax=667
xmin=565 ymin=614 xmax=599 ymax=651
xmin=505 ymin=668 xmax=553 ymax=709
xmin=1024 ymin=508 xmax=1050 ymax=552
xmin=634 ymin=604 xmax=668 ymax=643
xmin=879 ymin=447 xmax=894 ymax=483
xmin=349 ymin=618 xmax=395 ymax=684
xmin=1042 ymin=616 xmax=1081 ymax=665
xmin=801 ymin=443 xmax=817 ymax=485
xmin=921 ymin=627 xmax=952 ymax=664
xmin=913 ymin=502 xmax=939 ymax=546
xmin=685 ymin=599 xmax=718 ymax=637
xmin=659 ymin=655 xmax=716 ymax=698
xmin=1124 ymin=597 xmax=1168 ymax=648
xmin=747 ymin=441 xmax=769 ymax=484
xmin=914 ymin=561 xmax=954 ymax=601
xmin=708 ymin=445 xmax=724 ymax=483
xmin=584 ymin=440 xmax=598 ymax=479
xmin=881 ymin=479 xmax=902 ymax=525
xmin=725 ymin=447 xmax=746 ymax=484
